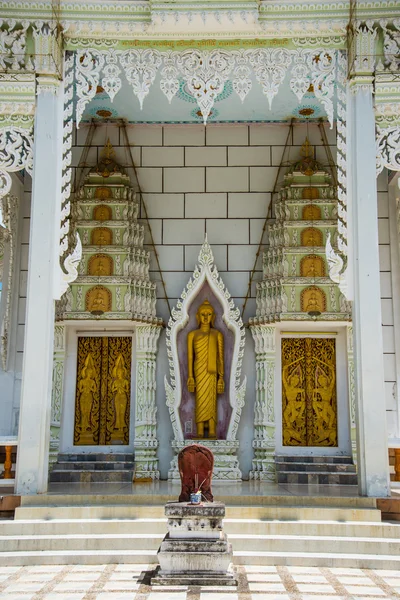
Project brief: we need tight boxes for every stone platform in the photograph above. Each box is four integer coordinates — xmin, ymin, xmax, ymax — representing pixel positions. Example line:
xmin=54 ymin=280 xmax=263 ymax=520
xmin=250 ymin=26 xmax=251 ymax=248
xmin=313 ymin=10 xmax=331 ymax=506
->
xmin=152 ymin=502 xmax=237 ymax=586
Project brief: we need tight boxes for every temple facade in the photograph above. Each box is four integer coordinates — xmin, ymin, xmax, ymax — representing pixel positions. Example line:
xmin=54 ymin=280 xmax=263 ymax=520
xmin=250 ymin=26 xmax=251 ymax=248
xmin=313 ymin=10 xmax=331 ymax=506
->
xmin=0 ymin=0 xmax=399 ymax=498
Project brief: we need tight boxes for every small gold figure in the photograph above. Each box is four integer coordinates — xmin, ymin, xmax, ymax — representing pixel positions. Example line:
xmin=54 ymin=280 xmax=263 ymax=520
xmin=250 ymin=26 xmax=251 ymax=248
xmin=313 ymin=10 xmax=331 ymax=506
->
xmin=77 ymin=354 xmax=97 ymax=432
xmin=91 ymin=291 xmax=106 ymax=312
xmin=111 ymin=354 xmax=129 ymax=431
xmin=282 ymin=358 xmax=306 ymax=445
xmin=305 ymin=291 xmax=321 ymax=312
xmin=187 ymin=300 xmax=224 ymax=439
xmin=313 ymin=360 xmax=336 ymax=444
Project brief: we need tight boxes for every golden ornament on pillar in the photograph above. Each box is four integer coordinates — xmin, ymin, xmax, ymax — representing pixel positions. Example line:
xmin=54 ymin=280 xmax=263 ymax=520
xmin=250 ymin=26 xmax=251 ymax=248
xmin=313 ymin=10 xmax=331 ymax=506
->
xmin=187 ymin=300 xmax=224 ymax=439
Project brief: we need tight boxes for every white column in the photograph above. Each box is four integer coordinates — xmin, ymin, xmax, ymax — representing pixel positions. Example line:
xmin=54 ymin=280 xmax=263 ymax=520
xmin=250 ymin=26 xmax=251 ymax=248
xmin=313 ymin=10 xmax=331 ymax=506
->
xmin=249 ymin=325 xmax=276 ymax=481
xmin=349 ymin=70 xmax=390 ymax=496
xmin=15 ymin=77 xmax=63 ymax=494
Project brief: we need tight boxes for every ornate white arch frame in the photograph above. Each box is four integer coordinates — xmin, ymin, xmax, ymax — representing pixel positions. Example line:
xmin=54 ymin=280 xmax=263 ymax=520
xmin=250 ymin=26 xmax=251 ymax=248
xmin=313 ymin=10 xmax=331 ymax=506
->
xmin=165 ymin=237 xmax=246 ymax=480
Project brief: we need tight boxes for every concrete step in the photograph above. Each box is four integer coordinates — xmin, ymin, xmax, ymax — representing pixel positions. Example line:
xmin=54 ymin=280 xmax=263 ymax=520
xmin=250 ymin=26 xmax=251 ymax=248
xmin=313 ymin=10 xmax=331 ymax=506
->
xmin=15 ymin=504 xmax=380 ymax=522
xmin=56 ymin=453 xmax=134 ymax=462
xmin=277 ymin=462 xmax=357 ymax=473
xmin=52 ymin=461 xmax=135 ymax=471
xmin=2 ymin=548 xmax=400 ymax=569
xmin=3 ymin=517 xmax=398 ymax=538
xmin=277 ymin=471 xmax=358 ymax=485
xmin=2 ymin=532 xmax=400 ymax=555
xmin=49 ymin=471 xmax=134 ymax=483
xmin=275 ymin=455 xmax=354 ymax=464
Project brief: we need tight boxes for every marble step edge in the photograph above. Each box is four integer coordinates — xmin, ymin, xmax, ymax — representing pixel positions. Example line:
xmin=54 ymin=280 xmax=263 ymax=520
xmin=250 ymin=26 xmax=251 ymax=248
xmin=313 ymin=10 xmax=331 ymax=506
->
xmin=50 ymin=466 xmax=134 ymax=472
xmin=276 ymin=464 xmax=357 ymax=472
xmin=56 ymin=454 xmax=134 ymax=461
xmin=18 ymin=494 xmax=376 ymax=508
xmin=1 ymin=550 xmax=400 ymax=569
xmin=3 ymin=522 xmax=399 ymax=539
xmin=2 ymin=532 xmax=400 ymax=544
xmin=275 ymin=456 xmax=354 ymax=464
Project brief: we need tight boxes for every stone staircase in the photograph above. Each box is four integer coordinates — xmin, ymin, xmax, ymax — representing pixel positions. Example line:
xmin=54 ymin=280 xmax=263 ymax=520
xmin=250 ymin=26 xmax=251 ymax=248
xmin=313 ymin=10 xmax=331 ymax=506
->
xmin=1 ymin=494 xmax=400 ymax=569
xmin=275 ymin=455 xmax=358 ymax=485
xmin=49 ymin=453 xmax=135 ymax=483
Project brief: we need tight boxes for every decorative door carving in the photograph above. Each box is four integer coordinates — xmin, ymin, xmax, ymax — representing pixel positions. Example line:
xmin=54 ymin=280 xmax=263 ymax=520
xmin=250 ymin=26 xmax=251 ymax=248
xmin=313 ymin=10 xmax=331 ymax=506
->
xmin=74 ymin=336 xmax=132 ymax=446
xmin=282 ymin=337 xmax=337 ymax=447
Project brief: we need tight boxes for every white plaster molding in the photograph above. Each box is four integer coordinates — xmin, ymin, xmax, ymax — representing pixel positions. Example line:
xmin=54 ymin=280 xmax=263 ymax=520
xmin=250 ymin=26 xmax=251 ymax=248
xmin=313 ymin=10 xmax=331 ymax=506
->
xmin=73 ymin=47 xmax=337 ymax=127
xmin=0 ymin=126 xmax=33 ymax=223
xmin=376 ymin=125 xmax=400 ymax=173
xmin=249 ymin=324 xmax=276 ymax=481
xmin=0 ymin=192 xmax=18 ymax=371
xmin=325 ymin=232 xmax=348 ymax=298
xmin=164 ymin=236 xmax=246 ymax=444
xmin=56 ymin=51 xmax=81 ymax=300
xmin=134 ymin=324 xmax=162 ymax=480
xmin=346 ymin=325 xmax=357 ymax=463
xmin=0 ymin=19 xmax=31 ymax=71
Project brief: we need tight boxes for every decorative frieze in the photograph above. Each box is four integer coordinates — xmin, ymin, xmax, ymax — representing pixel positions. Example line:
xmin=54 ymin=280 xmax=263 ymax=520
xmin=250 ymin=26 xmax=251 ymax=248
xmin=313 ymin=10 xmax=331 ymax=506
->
xmin=74 ymin=47 xmax=338 ymax=126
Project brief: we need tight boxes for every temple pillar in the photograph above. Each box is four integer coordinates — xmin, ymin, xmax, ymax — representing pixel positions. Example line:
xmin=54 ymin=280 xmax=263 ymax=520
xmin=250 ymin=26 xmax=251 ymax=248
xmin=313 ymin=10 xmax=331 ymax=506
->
xmin=15 ymin=74 xmax=63 ymax=494
xmin=249 ymin=325 xmax=276 ymax=481
xmin=49 ymin=324 xmax=66 ymax=469
xmin=134 ymin=325 xmax=162 ymax=480
xmin=348 ymin=26 xmax=390 ymax=497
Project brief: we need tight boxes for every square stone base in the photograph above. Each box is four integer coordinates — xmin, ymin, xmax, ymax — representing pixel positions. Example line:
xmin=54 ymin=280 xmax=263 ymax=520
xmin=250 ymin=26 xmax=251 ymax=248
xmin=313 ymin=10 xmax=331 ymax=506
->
xmin=151 ymin=565 xmax=237 ymax=586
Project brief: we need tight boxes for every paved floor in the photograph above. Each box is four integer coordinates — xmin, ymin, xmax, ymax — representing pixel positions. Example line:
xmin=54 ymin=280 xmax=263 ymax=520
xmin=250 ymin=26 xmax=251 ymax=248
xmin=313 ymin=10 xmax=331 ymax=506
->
xmin=1 ymin=564 xmax=400 ymax=600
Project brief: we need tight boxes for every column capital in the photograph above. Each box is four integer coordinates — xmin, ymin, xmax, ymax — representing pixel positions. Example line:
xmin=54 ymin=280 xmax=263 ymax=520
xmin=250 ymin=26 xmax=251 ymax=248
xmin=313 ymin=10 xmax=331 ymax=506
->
xmin=135 ymin=324 xmax=162 ymax=355
xmin=36 ymin=75 xmax=61 ymax=96
xmin=349 ymin=23 xmax=378 ymax=94
xmin=250 ymin=324 xmax=275 ymax=355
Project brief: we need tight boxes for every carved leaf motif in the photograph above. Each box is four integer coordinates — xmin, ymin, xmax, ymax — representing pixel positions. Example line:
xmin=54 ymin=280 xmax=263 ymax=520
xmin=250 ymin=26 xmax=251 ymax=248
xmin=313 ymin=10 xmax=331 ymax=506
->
xmin=120 ymin=49 xmax=162 ymax=109
xmin=247 ymin=48 xmax=292 ymax=109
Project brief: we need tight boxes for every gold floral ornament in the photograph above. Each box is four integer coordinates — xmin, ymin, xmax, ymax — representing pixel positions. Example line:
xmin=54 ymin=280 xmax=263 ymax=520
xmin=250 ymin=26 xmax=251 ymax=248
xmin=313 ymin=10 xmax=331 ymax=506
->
xmin=96 ymin=139 xmax=118 ymax=178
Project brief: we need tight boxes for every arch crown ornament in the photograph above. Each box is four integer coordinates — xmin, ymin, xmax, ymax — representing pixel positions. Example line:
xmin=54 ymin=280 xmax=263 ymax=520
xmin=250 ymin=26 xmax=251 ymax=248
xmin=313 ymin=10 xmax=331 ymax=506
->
xmin=165 ymin=237 xmax=246 ymax=481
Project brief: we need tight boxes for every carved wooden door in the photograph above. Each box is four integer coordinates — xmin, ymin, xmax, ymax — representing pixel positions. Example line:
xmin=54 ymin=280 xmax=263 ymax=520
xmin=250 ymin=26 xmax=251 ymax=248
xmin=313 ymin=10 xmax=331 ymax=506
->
xmin=74 ymin=336 xmax=132 ymax=446
xmin=281 ymin=337 xmax=337 ymax=447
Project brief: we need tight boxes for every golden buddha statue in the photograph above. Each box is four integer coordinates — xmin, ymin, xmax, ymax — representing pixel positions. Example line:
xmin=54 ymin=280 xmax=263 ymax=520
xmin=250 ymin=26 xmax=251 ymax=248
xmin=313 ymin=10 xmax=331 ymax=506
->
xmin=187 ymin=300 xmax=224 ymax=439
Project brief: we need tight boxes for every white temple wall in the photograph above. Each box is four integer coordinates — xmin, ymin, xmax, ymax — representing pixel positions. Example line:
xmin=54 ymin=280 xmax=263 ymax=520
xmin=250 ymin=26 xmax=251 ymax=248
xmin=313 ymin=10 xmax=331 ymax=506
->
xmin=13 ymin=121 xmax=389 ymax=477
xmin=0 ymin=173 xmax=28 ymax=436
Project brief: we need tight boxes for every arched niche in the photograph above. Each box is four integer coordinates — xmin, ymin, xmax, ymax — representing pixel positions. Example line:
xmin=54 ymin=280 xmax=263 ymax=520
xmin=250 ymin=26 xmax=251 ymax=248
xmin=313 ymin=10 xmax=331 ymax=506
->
xmin=93 ymin=204 xmax=112 ymax=221
xmin=177 ymin=282 xmax=234 ymax=441
xmin=302 ymin=187 xmax=319 ymax=200
xmin=301 ymin=227 xmax=323 ymax=247
xmin=85 ymin=285 xmax=112 ymax=313
xmin=300 ymin=254 xmax=325 ymax=277
xmin=91 ymin=227 xmax=112 ymax=246
xmin=95 ymin=186 xmax=113 ymax=200
xmin=301 ymin=286 xmax=326 ymax=313
xmin=302 ymin=204 xmax=321 ymax=220
xmin=88 ymin=254 xmax=113 ymax=276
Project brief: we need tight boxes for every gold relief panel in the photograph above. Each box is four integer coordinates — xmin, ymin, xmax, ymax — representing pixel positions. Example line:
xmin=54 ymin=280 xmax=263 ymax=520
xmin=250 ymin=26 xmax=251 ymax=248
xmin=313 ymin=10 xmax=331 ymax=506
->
xmin=302 ymin=204 xmax=321 ymax=220
xmin=95 ymin=186 xmax=113 ymax=200
xmin=93 ymin=204 xmax=112 ymax=221
xmin=302 ymin=187 xmax=319 ymax=200
xmin=86 ymin=286 xmax=112 ymax=313
xmin=301 ymin=286 xmax=326 ymax=314
xmin=88 ymin=254 xmax=113 ymax=277
xmin=300 ymin=255 xmax=325 ymax=278
xmin=92 ymin=227 xmax=112 ymax=246
xmin=301 ymin=227 xmax=323 ymax=247
xmin=74 ymin=336 xmax=132 ymax=446
xmin=282 ymin=337 xmax=337 ymax=447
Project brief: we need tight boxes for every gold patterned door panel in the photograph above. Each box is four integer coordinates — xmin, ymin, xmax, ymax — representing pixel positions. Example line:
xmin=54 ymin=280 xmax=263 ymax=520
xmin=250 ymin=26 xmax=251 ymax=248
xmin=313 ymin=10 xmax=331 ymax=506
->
xmin=282 ymin=338 xmax=337 ymax=447
xmin=74 ymin=336 xmax=132 ymax=446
